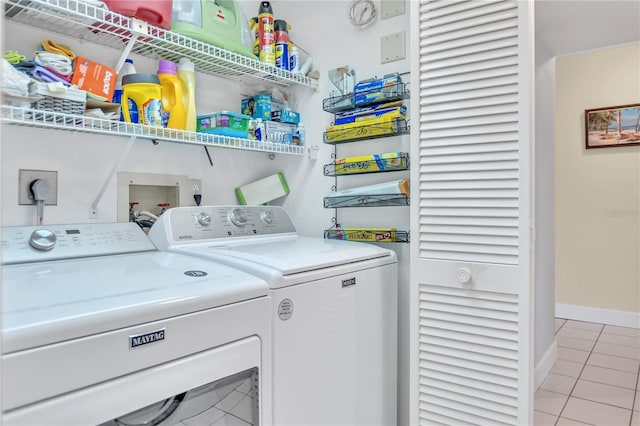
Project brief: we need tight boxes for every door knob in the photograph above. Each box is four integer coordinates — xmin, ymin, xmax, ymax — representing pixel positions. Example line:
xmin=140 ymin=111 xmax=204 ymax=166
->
xmin=456 ymin=267 xmax=471 ymax=284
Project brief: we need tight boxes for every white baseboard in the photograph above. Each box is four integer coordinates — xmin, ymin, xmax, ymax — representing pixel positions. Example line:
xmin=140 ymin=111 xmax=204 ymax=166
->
xmin=556 ymin=303 xmax=640 ymax=329
xmin=534 ymin=339 xmax=558 ymax=390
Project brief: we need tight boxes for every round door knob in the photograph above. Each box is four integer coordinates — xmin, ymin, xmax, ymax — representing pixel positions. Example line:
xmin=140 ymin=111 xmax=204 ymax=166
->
xmin=456 ymin=267 xmax=472 ymax=284
xmin=29 ymin=229 xmax=57 ymax=251
xmin=196 ymin=213 xmax=211 ymax=226
xmin=229 ymin=208 xmax=248 ymax=227
xmin=261 ymin=210 xmax=273 ymax=224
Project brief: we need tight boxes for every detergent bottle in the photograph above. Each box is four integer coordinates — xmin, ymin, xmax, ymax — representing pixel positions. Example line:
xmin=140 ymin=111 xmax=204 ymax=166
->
xmin=177 ymin=58 xmax=197 ymax=132
xmin=121 ymin=73 xmax=163 ymax=127
xmin=157 ymin=59 xmax=186 ymax=130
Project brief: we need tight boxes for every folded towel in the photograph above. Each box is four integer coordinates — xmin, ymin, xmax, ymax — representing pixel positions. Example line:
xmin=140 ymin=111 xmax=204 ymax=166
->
xmin=32 ymin=65 xmax=71 ymax=86
xmin=36 ymin=39 xmax=75 ymax=60
xmin=12 ymin=59 xmax=35 ymax=74
xmin=34 ymin=52 xmax=73 ymax=76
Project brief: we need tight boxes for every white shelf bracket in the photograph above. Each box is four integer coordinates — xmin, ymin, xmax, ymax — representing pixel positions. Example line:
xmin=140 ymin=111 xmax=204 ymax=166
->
xmin=89 ymin=135 xmax=137 ymax=218
xmin=114 ymin=34 xmax=139 ymax=72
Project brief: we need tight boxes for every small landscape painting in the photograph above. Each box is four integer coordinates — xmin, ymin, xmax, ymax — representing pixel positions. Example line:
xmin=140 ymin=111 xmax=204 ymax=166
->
xmin=585 ymin=103 xmax=640 ymax=149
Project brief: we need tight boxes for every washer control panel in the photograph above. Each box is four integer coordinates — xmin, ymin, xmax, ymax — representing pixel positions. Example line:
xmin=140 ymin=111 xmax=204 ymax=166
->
xmin=1 ymin=222 xmax=155 ymax=264
xmin=159 ymin=205 xmax=297 ymax=243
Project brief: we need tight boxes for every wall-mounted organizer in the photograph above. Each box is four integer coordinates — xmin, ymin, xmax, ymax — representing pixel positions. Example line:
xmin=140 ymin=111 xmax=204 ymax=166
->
xmin=322 ymin=73 xmax=410 ymax=243
xmin=2 ymin=0 xmax=319 ymax=158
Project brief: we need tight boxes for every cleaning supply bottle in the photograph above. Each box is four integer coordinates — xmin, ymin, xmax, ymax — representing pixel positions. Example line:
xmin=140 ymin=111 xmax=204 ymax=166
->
xmin=113 ymin=58 xmax=137 ymax=122
xmin=257 ymin=1 xmax=275 ymax=66
xmin=289 ymin=44 xmax=299 ymax=73
xmin=274 ymin=19 xmax=289 ymax=70
xmin=177 ymin=58 xmax=197 ymax=132
xmin=157 ymin=59 xmax=186 ymax=130
xmin=121 ymin=73 xmax=163 ymax=127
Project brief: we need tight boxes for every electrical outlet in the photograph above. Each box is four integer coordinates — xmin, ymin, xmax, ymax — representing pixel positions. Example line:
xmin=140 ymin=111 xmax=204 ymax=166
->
xmin=18 ymin=169 xmax=58 ymax=205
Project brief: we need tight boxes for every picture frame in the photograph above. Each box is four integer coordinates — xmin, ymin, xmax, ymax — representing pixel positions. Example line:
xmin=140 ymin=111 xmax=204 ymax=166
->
xmin=585 ymin=103 xmax=640 ymax=149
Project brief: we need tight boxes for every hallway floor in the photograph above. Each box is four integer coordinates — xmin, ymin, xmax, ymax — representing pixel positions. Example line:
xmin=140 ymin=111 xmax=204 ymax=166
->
xmin=534 ymin=319 xmax=640 ymax=425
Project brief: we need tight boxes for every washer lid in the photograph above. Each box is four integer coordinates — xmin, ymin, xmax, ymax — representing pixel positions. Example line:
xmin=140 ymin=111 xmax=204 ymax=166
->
xmin=193 ymin=235 xmax=393 ymax=276
xmin=2 ymin=251 xmax=268 ymax=354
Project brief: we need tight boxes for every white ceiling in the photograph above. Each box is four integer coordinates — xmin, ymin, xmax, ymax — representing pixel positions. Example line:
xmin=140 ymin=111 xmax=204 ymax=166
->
xmin=535 ymin=0 xmax=640 ymax=56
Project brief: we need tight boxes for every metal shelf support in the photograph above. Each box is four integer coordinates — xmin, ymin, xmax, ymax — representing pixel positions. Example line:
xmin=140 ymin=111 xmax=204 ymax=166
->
xmin=90 ymin=135 xmax=137 ymax=218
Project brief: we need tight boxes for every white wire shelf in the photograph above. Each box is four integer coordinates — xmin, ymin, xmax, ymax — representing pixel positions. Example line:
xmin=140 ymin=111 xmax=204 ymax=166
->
xmin=2 ymin=106 xmax=313 ymax=156
xmin=4 ymin=0 xmax=318 ymax=89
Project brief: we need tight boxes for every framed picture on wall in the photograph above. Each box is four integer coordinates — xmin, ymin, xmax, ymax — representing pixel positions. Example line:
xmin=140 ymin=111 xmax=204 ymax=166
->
xmin=585 ymin=103 xmax=640 ymax=149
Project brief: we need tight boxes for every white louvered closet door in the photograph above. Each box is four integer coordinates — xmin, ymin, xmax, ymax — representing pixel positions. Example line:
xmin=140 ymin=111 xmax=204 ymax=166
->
xmin=409 ymin=1 xmax=533 ymax=425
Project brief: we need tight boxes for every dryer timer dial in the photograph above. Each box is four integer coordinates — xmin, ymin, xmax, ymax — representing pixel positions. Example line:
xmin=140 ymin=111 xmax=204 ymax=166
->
xmin=229 ymin=208 xmax=248 ymax=227
xmin=261 ymin=210 xmax=274 ymax=224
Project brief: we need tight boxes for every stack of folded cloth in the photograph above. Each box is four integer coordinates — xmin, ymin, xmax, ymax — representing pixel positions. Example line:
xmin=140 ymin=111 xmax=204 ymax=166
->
xmin=5 ymin=40 xmax=77 ymax=86
xmin=31 ymin=40 xmax=76 ymax=86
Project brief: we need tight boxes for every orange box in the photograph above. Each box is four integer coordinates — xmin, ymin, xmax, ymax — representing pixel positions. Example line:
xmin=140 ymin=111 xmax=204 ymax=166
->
xmin=70 ymin=56 xmax=117 ymax=101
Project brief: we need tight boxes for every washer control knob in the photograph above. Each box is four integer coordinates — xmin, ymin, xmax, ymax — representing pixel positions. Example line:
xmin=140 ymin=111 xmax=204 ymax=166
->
xmin=29 ymin=229 xmax=57 ymax=251
xmin=229 ymin=208 xmax=248 ymax=227
xmin=456 ymin=267 xmax=472 ymax=284
xmin=196 ymin=213 xmax=211 ymax=226
xmin=261 ymin=210 xmax=274 ymax=224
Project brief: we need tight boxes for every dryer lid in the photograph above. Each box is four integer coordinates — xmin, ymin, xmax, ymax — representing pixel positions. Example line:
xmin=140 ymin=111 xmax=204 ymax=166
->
xmin=192 ymin=236 xmax=394 ymax=276
xmin=2 ymin=251 xmax=268 ymax=353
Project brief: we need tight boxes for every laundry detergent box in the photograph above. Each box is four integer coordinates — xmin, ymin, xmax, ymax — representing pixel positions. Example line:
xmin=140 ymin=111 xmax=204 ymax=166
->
xmin=70 ymin=56 xmax=117 ymax=101
xmin=353 ymin=73 xmax=403 ymax=107
xmin=241 ymin=94 xmax=272 ymax=120
xmin=196 ymin=111 xmax=251 ymax=138
xmin=334 ymin=101 xmax=406 ymax=125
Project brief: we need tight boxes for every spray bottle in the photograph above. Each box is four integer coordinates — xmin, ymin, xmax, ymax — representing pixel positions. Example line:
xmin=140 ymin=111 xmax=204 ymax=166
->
xmin=258 ymin=1 xmax=275 ymax=66
xmin=177 ymin=58 xmax=197 ymax=132
xmin=274 ymin=19 xmax=289 ymax=70
xmin=157 ymin=59 xmax=186 ymax=130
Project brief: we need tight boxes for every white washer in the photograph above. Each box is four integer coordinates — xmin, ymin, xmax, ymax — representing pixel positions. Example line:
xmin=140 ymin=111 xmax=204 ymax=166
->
xmin=1 ymin=222 xmax=271 ymax=426
xmin=149 ymin=206 xmax=398 ymax=426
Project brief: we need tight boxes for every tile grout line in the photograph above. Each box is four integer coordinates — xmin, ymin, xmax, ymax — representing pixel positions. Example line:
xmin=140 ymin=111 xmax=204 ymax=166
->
xmin=546 ymin=319 xmax=640 ymax=425
xmin=630 ymin=359 xmax=640 ymax=426
xmin=554 ymin=322 xmax=604 ymax=426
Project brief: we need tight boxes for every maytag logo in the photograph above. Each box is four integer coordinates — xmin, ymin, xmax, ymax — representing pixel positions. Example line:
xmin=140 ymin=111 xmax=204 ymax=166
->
xmin=342 ymin=277 xmax=356 ymax=288
xmin=130 ymin=329 xmax=165 ymax=349
xmin=178 ymin=235 xmax=194 ymax=240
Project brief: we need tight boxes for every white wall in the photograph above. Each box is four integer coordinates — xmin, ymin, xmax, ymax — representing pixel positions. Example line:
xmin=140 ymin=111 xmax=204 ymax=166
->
xmin=555 ymin=42 xmax=640 ymax=315
xmin=533 ymin=39 xmax=557 ymax=382
xmin=2 ymin=2 xmax=412 ymax=424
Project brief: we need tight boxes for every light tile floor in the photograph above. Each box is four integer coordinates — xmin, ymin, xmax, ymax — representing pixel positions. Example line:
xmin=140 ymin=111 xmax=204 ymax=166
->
xmin=534 ymin=318 xmax=640 ymax=426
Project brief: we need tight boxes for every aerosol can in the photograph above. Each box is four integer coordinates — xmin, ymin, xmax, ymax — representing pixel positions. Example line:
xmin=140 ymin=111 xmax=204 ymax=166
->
xmin=257 ymin=1 xmax=275 ymax=66
xmin=274 ymin=19 xmax=289 ymax=70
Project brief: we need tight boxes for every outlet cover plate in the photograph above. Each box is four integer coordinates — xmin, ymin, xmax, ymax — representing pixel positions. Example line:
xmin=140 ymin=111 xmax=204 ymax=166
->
xmin=19 ymin=169 xmax=58 ymax=205
xmin=381 ymin=31 xmax=406 ymax=64
xmin=380 ymin=0 xmax=406 ymax=20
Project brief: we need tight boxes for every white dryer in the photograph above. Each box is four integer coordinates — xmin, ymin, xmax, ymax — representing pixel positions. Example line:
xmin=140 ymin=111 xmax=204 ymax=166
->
xmin=1 ymin=222 xmax=271 ymax=426
xmin=149 ymin=205 xmax=398 ymax=426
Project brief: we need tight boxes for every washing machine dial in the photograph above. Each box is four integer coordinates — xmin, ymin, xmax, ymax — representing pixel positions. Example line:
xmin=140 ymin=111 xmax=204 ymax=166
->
xmin=260 ymin=209 xmax=274 ymax=224
xmin=29 ymin=229 xmax=57 ymax=251
xmin=196 ymin=212 xmax=211 ymax=226
xmin=229 ymin=208 xmax=248 ymax=227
